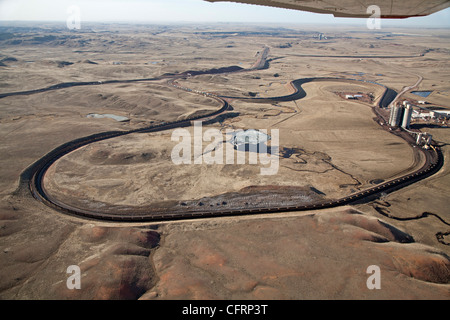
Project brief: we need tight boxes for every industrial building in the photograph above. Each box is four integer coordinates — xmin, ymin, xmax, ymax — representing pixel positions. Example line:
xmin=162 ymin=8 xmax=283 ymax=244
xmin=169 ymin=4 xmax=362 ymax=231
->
xmin=412 ymin=109 xmax=450 ymax=121
xmin=345 ymin=94 xmax=363 ymax=99
xmin=388 ymin=100 xmax=434 ymax=148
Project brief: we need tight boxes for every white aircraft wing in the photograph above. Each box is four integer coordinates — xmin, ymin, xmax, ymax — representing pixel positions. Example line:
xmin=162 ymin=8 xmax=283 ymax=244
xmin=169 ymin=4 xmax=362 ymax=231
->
xmin=205 ymin=0 xmax=450 ymax=18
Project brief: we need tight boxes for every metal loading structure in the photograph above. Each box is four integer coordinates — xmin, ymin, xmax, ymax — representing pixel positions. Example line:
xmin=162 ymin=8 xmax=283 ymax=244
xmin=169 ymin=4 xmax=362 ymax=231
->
xmin=389 ymin=100 xmax=434 ymax=149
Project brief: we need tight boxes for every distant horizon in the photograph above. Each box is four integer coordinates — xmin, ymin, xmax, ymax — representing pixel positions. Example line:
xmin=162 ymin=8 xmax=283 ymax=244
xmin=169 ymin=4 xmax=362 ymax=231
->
xmin=1 ymin=20 xmax=449 ymax=31
xmin=1 ymin=0 xmax=449 ymax=28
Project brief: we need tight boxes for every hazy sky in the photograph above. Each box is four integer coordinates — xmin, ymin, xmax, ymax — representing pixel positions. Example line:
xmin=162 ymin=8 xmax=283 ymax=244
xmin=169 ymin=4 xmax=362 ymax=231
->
xmin=1 ymin=0 xmax=449 ymax=27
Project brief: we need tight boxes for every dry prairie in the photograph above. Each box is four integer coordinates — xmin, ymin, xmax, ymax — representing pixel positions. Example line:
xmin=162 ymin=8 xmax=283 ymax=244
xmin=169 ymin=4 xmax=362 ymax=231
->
xmin=0 ymin=22 xmax=449 ymax=300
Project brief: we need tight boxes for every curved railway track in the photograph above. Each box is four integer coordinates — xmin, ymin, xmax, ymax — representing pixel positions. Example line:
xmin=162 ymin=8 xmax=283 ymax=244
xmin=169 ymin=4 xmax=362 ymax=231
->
xmin=10 ymin=50 xmax=444 ymax=222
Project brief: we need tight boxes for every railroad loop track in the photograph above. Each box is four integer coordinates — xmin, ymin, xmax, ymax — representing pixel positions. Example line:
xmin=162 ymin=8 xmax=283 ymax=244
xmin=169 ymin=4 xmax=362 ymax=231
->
xmin=6 ymin=48 xmax=444 ymax=222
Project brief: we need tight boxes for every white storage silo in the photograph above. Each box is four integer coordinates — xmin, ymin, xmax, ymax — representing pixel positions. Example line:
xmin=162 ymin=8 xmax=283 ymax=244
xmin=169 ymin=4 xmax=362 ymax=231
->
xmin=402 ymin=105 xmax=413 ymax=129
xmin=389 ymin=105 xmax=404 ymax=127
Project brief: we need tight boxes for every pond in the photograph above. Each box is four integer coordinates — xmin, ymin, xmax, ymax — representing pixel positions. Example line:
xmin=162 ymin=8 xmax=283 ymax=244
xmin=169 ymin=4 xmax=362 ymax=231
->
xmin=230 ymin=129 xmax=272 ymax=154
xmin=411 ymin=91 xmax=432 ymax=98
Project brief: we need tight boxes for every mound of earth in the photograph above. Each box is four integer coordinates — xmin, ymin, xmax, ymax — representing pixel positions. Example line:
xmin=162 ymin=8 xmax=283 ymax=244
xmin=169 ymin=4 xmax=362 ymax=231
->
xmin=148 ymin=208 xmax=449 ymax=299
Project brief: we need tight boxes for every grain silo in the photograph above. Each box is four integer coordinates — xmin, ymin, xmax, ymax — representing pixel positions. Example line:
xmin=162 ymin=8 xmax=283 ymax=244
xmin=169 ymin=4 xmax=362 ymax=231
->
xmin=401 ymin=104 xmax=413 ymax=129
xmin=389 ymin=105 xmax=404 ymax=127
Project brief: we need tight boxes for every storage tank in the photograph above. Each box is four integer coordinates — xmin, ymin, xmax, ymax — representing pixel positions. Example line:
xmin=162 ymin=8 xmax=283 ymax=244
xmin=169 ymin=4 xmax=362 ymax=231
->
xmin=388 ymin=105 xmax=396 ymax=125
xmin=401 ymin=105 xmax=413 ymax=129
xmin=389 ymin=105 xmax=404 ymax=127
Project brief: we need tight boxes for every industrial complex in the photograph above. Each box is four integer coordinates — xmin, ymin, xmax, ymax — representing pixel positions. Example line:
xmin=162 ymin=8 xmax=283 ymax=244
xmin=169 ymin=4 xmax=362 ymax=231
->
xmin=387 ymin=98 xmax=449 ymax=149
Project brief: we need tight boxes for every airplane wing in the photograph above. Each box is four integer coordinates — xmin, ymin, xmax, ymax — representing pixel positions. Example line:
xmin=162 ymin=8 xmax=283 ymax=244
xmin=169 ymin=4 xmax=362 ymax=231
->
xmin=205 ymin=0 xmax=450 ymax=18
